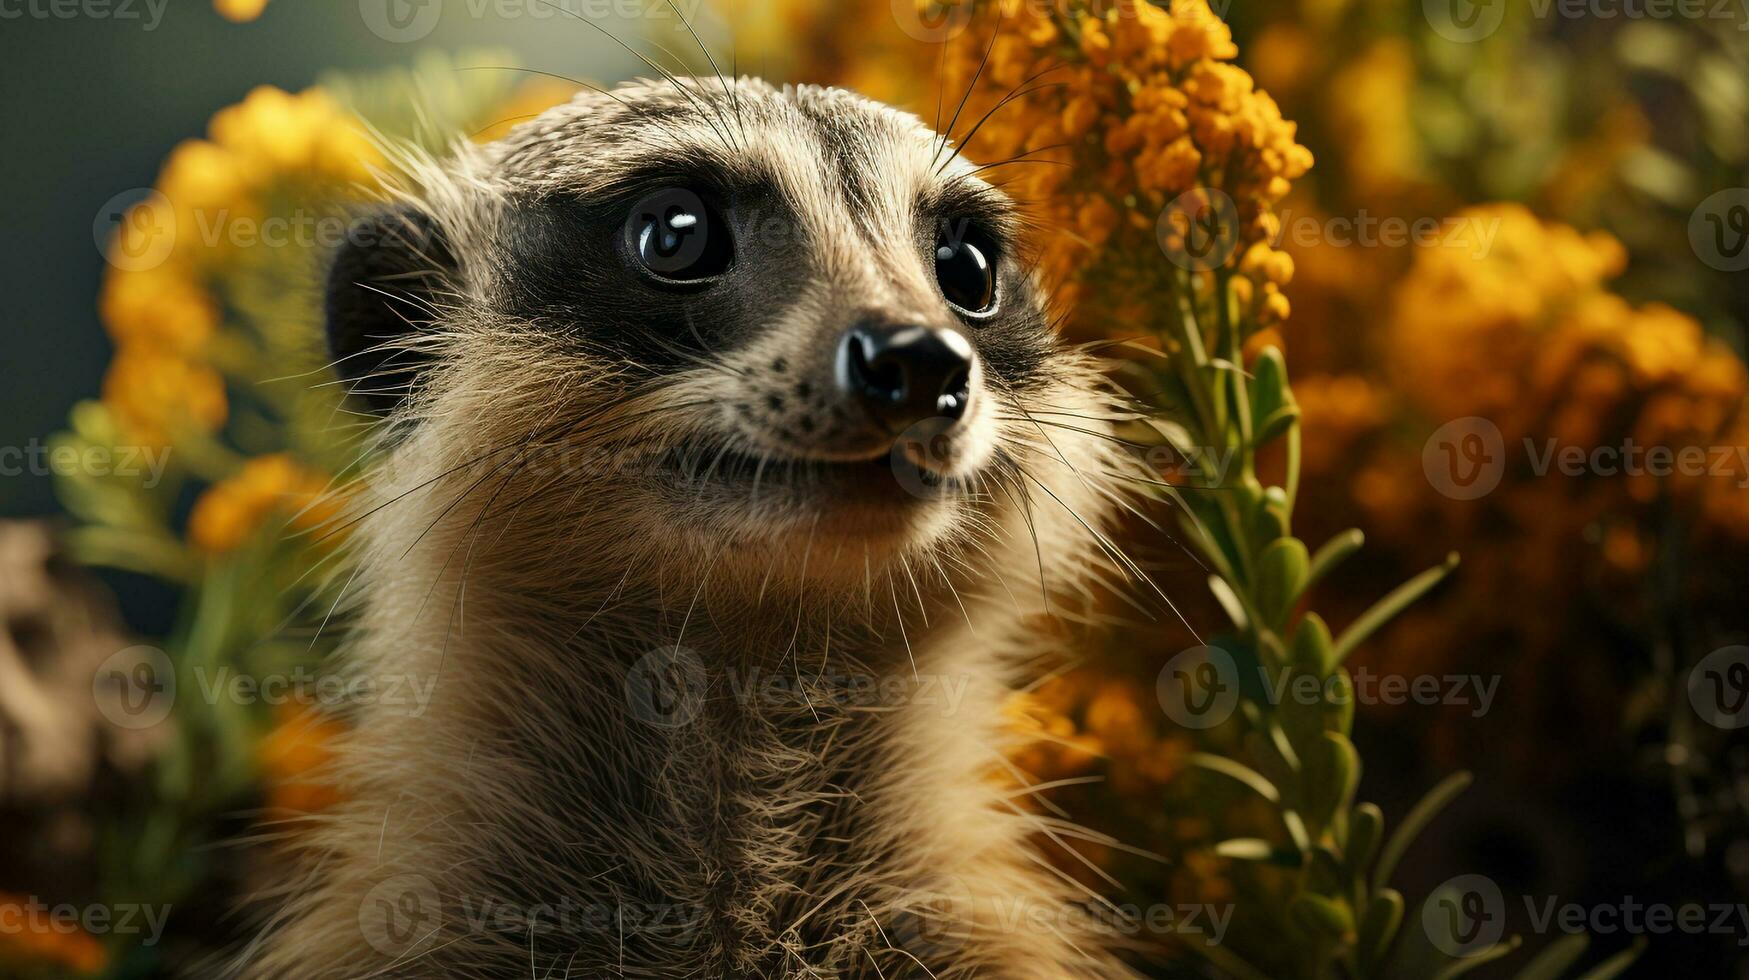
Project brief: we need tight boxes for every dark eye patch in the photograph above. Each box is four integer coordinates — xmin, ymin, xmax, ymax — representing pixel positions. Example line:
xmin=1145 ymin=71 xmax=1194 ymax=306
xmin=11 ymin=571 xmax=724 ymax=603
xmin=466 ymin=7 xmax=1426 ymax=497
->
xmin=492 ymin=188 xmax=805 ymax=370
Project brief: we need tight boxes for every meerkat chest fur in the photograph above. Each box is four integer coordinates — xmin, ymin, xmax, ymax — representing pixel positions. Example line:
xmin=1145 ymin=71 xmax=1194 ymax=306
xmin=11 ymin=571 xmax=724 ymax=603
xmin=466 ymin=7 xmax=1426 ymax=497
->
xmin=244 ymin=77 xmax=1142 ymax=979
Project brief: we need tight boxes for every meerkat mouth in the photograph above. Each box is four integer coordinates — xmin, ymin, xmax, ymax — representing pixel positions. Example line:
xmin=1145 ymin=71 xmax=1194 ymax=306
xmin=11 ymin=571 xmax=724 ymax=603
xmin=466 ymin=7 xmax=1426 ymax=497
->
xmin=655 ymin=437 xmax=962 ymax=502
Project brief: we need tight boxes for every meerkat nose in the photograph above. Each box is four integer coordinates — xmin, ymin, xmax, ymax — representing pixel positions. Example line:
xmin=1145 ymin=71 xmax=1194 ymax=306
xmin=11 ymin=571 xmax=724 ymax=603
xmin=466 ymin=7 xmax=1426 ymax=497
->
xmin=836 ymin=322 xmax=975 ymax=431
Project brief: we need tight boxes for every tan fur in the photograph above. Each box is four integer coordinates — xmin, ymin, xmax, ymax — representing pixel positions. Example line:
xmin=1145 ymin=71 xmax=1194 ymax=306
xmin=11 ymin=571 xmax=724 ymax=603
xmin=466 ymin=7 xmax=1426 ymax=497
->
xmin=239 ymin=78 xmax=1148 ymax=979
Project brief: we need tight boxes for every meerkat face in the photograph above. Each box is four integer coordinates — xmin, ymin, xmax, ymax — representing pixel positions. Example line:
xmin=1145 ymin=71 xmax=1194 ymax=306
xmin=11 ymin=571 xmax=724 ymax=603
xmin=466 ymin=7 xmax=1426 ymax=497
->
xmin=326 ymin=79 xmax=1108 ymax=592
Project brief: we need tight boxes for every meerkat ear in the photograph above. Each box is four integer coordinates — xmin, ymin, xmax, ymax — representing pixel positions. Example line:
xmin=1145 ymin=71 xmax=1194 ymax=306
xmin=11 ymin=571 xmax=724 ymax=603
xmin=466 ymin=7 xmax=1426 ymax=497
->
xmin=324 ymin=206 xmax=455 ymax=415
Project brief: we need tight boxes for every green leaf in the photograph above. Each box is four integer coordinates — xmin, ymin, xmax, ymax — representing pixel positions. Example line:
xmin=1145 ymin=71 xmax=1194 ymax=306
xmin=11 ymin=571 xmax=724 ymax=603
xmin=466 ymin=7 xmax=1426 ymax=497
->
xmin=1303 ymin=733 xmax=1361 ymax=844
xmin=1289 ymin=893 xmax=1355 ymax=939
xmin=1429 ymin=937 xmax=1523 ymax=980
xmin=1208 ymin=575 xmax=1251 ymax=632
xmin=1291 ymin=613 xmax=1337 ymax=676
xmin=1255 ymin=537 xmax=1310 ymax=629
xmin=1255 ymin=404 xmax=1302 ymax=447
xmin=1306 ymin=529 xmax=1365 ymax=592
xmin=1347 ymin=802 xmax=1385 ymax=874
xmin=1373 ymin=772 xmax=1473 ymax=892
xmin=1571 ymin=938 xmax=1646 ymax=980
xmin=1212 ymin=838 xmax=1272 ymax=859
xmin=1324 ymin=667 xmax=1356 ymax=736
xmin=1252 ymin=486 xmax=1291 ymax=544
xmin=1212 ymin=838 xmax=1289 ymax=862
xmin=1249 ymin=345 xmax=1293 ymax=423
xmin=1359 ymin=888 xmax=1405 ymax=976
xmin=1333 ymin=553 xmax=1460 ymax=666
xmin=1282 ymin=809 xmax=1312 ymax=853
xmin=1259 ymin=721 xmax=1303 ymax=777
xmin=1188 ymin=753 xmax=1281 ymax=804
xmin=1511 ymin=934 xmax=1588 ymax=980
xmin=1278 ymin=665 xmax=1329 ymax=757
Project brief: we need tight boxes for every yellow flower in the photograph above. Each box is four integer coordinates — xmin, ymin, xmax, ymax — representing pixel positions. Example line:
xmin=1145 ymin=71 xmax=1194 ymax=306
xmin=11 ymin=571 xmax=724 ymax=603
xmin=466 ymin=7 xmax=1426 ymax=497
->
xmin=209 ymin=86 xmax=383 ymax=187
xmin=213 ymin=0 xmax=269 ymax=22
xmin=102 ymin=347 xmax=228 ymax=447
xmin=188 ymin=454 xmax=334 ymax=554
xmin=99 ymin=265 xmax=220 ymax=353
xmin=927 ymin=0 xmax=1310 ymax=337
xmin=1388 ymin=204 xmax=1748 ymax=529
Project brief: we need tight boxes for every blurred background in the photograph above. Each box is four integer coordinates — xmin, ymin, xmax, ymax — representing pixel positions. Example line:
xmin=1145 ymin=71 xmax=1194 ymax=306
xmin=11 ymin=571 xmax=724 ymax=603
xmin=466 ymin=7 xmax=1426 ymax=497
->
xmin=2 ymin=0 xmax=1747 ymax=977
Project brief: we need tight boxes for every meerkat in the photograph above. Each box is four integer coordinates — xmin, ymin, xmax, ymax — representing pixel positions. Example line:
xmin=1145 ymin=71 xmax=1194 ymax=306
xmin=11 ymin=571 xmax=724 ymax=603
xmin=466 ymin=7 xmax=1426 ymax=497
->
xmin=240 ymin=75 xmax=1148 ymax=979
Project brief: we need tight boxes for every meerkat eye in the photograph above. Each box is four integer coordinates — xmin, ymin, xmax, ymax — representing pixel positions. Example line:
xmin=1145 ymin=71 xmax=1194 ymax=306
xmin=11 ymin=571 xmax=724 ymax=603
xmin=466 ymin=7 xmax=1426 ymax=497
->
xmin=934 ymin=220 xmax=998 ymax=316
xmin=625 ymin=188 xmax=734 ymax=285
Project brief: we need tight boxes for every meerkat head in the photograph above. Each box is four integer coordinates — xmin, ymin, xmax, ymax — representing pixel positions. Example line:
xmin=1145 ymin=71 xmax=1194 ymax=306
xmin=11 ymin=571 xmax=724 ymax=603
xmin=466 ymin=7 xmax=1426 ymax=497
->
xmin=325 ymin=78 xmax=1121 ymax=602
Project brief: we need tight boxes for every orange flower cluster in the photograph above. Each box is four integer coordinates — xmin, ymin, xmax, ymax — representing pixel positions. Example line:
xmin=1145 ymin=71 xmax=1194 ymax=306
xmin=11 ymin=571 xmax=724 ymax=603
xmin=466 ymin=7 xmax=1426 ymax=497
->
xmin=187 ymin=454 xmax=336 ymax=554
xmin=934 ymin=0 xmax=1312 ymax=328
xmin=1284 ymin=206 xmax=1749 ymax=766
xmin=1387 ymin=204 xmax=1747 ymax=520
xmin=1007 ymin=670 xmax=1188 ymax=796
xmin=99 ymin=86 xmax=379 ymax=447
